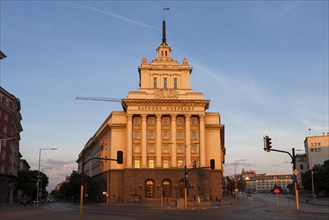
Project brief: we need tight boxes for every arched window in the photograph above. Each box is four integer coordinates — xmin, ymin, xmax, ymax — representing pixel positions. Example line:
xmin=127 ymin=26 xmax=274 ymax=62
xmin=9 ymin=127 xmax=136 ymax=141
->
xmin=178 ymin=179 xmax=185 ymax=198
xmin=162 ymin=179 xmax=172 ymax=198
xmin=145 ymin=179 xmax=154 ymax=198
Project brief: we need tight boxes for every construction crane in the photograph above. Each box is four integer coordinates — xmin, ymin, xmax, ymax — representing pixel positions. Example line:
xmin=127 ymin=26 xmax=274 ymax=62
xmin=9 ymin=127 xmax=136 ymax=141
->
xmin=76 ymin=96 xmax=122 ymax=102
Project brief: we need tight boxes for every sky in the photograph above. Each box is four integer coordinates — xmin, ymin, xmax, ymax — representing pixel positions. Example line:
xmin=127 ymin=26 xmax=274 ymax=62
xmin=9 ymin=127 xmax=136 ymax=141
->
xmin=0 ymin=1 xmax=328 ymax=191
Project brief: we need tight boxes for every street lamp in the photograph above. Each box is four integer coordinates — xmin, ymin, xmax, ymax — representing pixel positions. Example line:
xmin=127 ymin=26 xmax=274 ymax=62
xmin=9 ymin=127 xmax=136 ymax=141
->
xmin=37 ymin=147 xmax=57 ymax=207
xmin=234 ymin=159 xmax=246 ymax=199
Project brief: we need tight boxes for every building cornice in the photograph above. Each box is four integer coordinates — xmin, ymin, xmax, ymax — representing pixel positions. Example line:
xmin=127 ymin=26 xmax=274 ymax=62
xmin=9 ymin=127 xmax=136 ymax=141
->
xmin=122 ymin=99 xmax=210 ymax=111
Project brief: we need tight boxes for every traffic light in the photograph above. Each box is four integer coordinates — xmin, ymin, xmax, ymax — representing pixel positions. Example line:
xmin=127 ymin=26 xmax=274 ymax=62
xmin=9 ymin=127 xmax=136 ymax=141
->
xmin=210 ymin=159 xmax=215 ymax=170
xmin=263 ymin=135 xmax=272 ymax=152
xmin=117 ymin=151 xmax=123 ymax=164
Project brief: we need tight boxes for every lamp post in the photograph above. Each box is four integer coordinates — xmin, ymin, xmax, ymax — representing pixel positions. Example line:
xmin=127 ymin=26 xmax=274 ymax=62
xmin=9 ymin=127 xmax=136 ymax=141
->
xmin=37 ymin=148 xmax=57 ymax=207
xmin=308 ymin=149 xmax=316 ymax=200
xmin=234 ymin=159 xmax=246 ymax=199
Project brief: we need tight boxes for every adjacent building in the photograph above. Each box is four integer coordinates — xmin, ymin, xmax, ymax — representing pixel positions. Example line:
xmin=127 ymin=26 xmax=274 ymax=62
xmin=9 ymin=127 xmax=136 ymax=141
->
xmin=77 ymin=20 xmax=225 ymax=203
xmin=304 ymin=133 xmax=329 ymax=169
xmin=245 ymin=174 xmax=293 ymax=193
xmin=0 ymin=86 xmax=23 ymax=204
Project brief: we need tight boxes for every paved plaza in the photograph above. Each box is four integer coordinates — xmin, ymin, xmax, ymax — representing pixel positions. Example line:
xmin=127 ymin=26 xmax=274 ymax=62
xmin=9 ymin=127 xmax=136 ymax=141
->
xmin=0 ymin=194 xmax=328 ymax=220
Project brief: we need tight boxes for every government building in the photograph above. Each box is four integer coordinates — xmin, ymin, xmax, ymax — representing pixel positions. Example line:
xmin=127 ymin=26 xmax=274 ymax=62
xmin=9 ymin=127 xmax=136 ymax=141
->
xmin=77 ymin=20 xmax=225 ymax=204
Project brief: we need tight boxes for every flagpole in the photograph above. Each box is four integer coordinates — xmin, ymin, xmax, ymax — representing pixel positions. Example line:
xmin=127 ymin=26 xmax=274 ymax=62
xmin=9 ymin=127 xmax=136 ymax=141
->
xmin=163 ymin=7 xmax=170 ymax=20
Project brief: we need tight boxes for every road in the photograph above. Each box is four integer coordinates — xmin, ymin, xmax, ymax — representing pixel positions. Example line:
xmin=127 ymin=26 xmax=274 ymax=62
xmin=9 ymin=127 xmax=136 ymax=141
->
xmin=0 ymin=194 xmax=328 ymax=220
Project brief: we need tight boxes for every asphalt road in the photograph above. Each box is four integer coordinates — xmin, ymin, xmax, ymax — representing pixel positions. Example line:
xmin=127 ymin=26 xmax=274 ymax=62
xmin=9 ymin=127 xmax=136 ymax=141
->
xmin=0 ymin=194 xmax=328 ymax=220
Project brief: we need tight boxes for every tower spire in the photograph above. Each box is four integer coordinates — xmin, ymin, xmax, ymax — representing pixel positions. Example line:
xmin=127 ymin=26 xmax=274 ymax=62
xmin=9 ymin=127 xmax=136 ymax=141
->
xmin=162 ymin=20 xmax=166 ymax=44
xmin=162 ymin=8 xmax=169 ymax=44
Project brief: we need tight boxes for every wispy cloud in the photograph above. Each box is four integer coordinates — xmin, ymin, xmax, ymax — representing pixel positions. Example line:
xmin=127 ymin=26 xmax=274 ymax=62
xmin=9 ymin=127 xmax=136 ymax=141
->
xmin=74 ymin=3 xmax=160 ymax=31
xmin=190 ymin=58 xmax=266 ymax=105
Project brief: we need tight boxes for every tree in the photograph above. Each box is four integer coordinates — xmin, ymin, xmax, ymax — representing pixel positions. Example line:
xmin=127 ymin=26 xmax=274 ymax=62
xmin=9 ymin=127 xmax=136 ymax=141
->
xmin=57 ymin=171 xmax=95 ymax=201
xmin=17 ymin=170 xmax=49 ymax=201
xmin=302 ymin=159 xmax=329 ymax=196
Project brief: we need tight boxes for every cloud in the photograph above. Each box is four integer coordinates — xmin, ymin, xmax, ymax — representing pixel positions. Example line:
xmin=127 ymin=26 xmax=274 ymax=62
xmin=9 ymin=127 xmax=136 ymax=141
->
xmin=75 ymin=3 xmax=160 ymax=31
xmin=42 ymin=159 xmax=77 ymax=191
xmin=190 ymin=58 xmax=266 ymax=105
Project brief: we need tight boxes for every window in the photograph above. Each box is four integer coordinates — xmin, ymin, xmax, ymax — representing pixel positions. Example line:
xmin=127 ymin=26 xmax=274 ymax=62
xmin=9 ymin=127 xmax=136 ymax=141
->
xmin=149 ymin=119 xmax=154 ymax=125
xmin=134 ymin=145 xmax=141 ymax=153
xmin=191 ymin=119 xmax=197 ymax=125
xmin=163 ymin=131 xmax=169 ymax=139
xmin=177 ymin=119 xmax=182 ymax=125
xmin=163 ymin=119 xmax=169 ymax=125
xmin=154 ymin=77 xmax=157 ymax=88
xmin=148 ymin=159 xmax=155 ymax=168
xmin=163 ymin=145 xmax=169 ymax=153
xmin=300 ymin=164 xmax=304 ymax=170
xmin=191 ymin=145 xmax=197 ymax=153
xmin=164 ymin=78 xmax=167 ymax=88
xmin=177 ymin=132 xmax=183 ymax=140
xmin=135 ymin=131 xmax=140 ymax=139
xmin=191 ymin=131 xmax=197 ymax=140
xmin=135 ymin=118 xmax=140 ymax=125
xmin=134 ymin=159 xmax=140 ymax=168
xmin=174 ymin=78 xmax=177 ymax=89
xmin=163 ymin=159 xmax=169 ymax=168
xmin=149 ymin=131 xmax=154 ymax=139
xmin=148 ymin=145 xmax=154 ymax=153
xmin=177 ymin=145 xmax=183 ymax=153
xmin=177 ymin=159 xmax=183 ymax=168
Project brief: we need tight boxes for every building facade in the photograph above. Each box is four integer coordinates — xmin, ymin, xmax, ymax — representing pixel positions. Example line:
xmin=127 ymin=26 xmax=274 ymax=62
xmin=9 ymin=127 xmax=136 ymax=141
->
xmin=304 ymin=133 xmax=329 ymax=170
xmin=0 ymin=86 xmax=23 ymax=204
xmin=245 ymin=174 xmax=293 ymax=193
xmin=77 ymin=20 xmax=225 ymax=203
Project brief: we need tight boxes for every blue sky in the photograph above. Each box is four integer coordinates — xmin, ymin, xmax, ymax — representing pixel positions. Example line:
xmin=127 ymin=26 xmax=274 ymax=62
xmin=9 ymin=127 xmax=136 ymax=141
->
xmin=0 ymin=1 xmax=328 ymax=190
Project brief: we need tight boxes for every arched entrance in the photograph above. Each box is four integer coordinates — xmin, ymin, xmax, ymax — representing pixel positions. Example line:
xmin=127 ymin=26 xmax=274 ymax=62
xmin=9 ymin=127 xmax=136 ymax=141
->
xmin=145 ymin=179 xmax=155 ymax=198
xmin=162 ymin=179 xmax=172 ymax=198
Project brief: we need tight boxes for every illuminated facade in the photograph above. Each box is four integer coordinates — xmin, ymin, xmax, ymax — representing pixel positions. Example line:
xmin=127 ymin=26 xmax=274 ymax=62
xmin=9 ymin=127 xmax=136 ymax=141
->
xmin=304 ymin=133 xmax=329 ymax=169
xmin=77 ymin=20 xmax=225 ymax=203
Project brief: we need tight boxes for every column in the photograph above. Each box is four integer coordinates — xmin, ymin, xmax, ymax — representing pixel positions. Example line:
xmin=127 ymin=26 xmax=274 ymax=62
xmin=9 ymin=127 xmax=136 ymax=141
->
xmin=199 ymin=114 xmax=206 ymax=167
xmin=127 ymin=114 xmax=133 ymax=168
xmin=156 ymin=114 xmax=162 ymax=167
xmin=171 ymin=114 xmax=177 ymax=167
xmin=141 ymin=114 xmax=147 ymax=168
xmin=185 ymin=114 xmax=191 ymax=167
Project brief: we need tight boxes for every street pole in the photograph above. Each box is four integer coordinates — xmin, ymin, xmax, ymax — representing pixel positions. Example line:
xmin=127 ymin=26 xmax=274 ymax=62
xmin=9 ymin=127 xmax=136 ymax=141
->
xmin=80 ymin=156 xmax=85 ymax=215
xmin=37 ymin=148 xmax=57 ymax=207
xmin=292 ymin=148 xmax=299 ymax=211
xmin=184 ymin=165 xmax=187 ymax=208
xmin=234 ymin=159 xmax=246 ymax=199
xmin=309 ymin=149 xmax=315 ymax=200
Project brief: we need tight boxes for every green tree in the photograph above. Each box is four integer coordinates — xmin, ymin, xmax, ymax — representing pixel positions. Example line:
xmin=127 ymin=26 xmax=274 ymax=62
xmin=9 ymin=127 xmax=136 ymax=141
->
xmin=302 ymin=160 xmax=329 ymax=196
xmin=17 ymin=170 xmax=49 ymax=200
xmin=57 ymin=171 xmax=95 ymax=201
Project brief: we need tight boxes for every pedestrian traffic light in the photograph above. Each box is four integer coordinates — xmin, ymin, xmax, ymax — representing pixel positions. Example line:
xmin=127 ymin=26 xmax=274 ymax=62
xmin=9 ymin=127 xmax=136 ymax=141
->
xmin=210 ymin=159 xmax=215 ymax=170
xmin=117 ymin=151 xmax=123 ymax=164
xmin=263 ymin=135 xmax=272 ymax=152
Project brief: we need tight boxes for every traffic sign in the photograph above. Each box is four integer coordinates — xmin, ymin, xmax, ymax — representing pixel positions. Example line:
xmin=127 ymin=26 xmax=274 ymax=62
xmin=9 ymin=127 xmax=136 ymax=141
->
xmin=274 ymin=188 xmax=280 ymax=195
xmin=293 ymin=169 xmax=299 ymax=176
